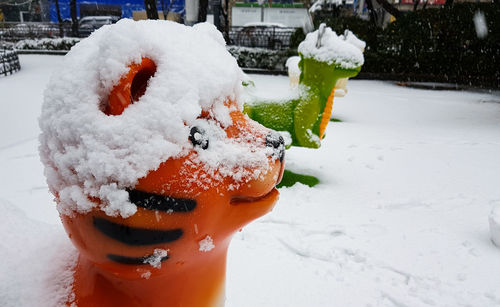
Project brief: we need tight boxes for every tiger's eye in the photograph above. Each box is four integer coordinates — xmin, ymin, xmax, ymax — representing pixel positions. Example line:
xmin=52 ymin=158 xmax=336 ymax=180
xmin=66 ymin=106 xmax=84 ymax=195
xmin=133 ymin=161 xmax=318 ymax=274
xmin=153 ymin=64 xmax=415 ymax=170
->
xmin=189 ymin=127 xmax=209 ymax=150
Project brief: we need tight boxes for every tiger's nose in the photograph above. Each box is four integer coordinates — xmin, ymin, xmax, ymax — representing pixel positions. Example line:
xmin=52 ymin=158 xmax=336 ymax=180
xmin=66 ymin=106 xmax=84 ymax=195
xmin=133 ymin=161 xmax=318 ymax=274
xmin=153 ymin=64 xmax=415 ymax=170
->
xmin=265 ymin=131 xmax=285 ymax=162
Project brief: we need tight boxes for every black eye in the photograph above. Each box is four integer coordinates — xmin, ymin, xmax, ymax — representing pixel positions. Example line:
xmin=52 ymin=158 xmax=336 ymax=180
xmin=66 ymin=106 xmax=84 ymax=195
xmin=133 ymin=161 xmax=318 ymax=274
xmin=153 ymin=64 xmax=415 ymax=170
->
xmin=189 ymin=127 xmax=209 ymax=150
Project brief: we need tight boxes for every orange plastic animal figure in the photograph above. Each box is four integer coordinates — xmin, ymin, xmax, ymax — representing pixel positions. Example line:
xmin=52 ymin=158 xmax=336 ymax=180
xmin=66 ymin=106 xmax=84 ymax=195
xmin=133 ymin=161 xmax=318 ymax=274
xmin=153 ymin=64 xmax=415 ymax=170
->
xmin=59 ymin=57 xmax=285 ymax=306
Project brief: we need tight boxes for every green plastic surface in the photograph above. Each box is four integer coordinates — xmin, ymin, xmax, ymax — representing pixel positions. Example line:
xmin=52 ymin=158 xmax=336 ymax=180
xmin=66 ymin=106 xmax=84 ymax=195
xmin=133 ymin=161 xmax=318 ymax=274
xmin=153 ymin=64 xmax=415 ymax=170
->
xmin=244 ymin=55 xmax=361 ymax=148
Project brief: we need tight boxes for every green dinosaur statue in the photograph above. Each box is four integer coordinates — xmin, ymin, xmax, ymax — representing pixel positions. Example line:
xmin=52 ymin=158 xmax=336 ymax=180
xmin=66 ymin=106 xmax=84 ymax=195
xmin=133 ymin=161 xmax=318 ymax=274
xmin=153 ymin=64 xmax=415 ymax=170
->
xmin=243 ymin=25 xmax=364 ymax=187
xmin=243 ymin=25 xmax=363 ymax=149
xmin=244 ymin=58 xmax=361 ymax=148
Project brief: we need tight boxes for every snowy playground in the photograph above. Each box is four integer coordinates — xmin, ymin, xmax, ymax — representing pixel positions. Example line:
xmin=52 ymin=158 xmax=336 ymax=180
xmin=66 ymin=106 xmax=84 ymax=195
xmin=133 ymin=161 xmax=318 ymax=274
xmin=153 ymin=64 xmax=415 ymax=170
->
xmin=1 ymin=55 xmax=500 ymax=306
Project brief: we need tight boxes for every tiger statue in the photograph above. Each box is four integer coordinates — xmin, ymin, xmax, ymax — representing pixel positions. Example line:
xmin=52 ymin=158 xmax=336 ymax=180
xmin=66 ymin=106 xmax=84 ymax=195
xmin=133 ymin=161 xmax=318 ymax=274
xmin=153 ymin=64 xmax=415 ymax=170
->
xmin=39 ymin=20 xmax=285 ymax=307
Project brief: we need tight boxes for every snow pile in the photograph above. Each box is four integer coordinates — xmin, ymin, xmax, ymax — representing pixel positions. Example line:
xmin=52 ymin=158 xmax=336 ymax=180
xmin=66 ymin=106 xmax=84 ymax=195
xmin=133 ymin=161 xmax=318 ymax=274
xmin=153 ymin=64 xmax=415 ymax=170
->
xmin=39 ymin=20 xmax=274 ymax=218
xmin=298 ymin=25 xmax=364 ymax=69
xmin=0 ymin=200 xmax=77 ymax=307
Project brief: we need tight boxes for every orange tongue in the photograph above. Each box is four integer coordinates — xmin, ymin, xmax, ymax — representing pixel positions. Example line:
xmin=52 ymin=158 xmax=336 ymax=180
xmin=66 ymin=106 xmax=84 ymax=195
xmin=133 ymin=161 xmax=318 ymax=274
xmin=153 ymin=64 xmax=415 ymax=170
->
xmin=319 ymin=88 xmax=335 ymax=139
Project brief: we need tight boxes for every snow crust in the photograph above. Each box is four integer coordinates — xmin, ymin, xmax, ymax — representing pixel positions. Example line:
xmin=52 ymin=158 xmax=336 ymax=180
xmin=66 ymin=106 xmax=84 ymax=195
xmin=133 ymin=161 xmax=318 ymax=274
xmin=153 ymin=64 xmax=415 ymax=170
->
xmin=298 ymin=26 xmax=364 ymax=69
xmin=39 ymin=20 xmax=274 ymax=218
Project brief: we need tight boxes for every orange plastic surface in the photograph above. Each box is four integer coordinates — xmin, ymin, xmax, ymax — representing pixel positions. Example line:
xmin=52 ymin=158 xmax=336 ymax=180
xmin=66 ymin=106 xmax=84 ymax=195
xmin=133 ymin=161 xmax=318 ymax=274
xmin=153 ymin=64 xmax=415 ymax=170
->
xmin=105 ymin=57 xmax=157 ymax=115
xmin=319 ymin=89 xmax=335 ymax=139
xmin=61 ymin=58 xmax=284 ymax=307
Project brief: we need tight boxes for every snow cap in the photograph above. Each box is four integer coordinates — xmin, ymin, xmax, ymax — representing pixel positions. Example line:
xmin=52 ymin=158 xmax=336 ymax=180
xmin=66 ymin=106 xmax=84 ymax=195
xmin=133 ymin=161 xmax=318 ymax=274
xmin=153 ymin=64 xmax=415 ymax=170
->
xmin=298 ymin=25 xmax=364 ymax=69
xmin=39 ymin=20 xmax=271 ymax=218
xmin=341 ymin=30 xmax=366 ymax=52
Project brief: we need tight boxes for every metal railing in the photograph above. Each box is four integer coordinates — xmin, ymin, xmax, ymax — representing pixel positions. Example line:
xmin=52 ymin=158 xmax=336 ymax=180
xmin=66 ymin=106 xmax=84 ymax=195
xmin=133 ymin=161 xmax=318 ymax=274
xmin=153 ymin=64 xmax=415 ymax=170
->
xmin=228 ymin=26 xmax=296 ymax=50
xmin=0 ymin=49 xmax=21 ymax=76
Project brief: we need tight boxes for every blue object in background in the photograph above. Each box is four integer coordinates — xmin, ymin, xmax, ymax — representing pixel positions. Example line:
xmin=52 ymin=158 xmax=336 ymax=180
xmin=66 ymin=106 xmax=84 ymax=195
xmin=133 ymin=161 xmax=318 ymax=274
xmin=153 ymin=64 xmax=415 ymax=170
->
xmin=49 ymin=0 xmax=185 ymax=22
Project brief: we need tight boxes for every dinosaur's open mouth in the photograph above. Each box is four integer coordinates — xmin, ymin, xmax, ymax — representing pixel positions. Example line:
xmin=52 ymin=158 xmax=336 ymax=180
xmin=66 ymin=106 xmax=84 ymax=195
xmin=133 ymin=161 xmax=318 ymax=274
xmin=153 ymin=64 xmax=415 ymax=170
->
xmin=230 ymin=188 xmax=279 ymax=205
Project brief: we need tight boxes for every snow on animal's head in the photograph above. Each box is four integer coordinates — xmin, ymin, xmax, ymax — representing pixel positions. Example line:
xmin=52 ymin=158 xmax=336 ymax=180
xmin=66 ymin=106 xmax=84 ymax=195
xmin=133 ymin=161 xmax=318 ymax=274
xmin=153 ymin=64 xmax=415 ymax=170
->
xmin=39 ymin=20 xmax=284 ymax=220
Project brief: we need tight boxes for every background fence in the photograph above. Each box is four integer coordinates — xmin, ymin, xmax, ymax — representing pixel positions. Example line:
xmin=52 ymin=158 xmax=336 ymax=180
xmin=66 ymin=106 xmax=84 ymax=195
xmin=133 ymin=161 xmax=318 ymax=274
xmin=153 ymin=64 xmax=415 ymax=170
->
xmin=0 ymin=49 xmax=21 ymax=76
xmin=228 ymin=26 xmax=296 ymax=50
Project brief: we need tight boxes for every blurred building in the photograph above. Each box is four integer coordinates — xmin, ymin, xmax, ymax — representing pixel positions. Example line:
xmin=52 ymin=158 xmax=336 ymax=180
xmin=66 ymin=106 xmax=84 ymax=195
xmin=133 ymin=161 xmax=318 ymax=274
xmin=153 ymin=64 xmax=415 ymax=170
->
xmin=0 ymin=0 xmax=50 ymax=22
xmin=229 ymin=0 xmax=311 ymax=27
xmin=46 ymin=0 xmax=185 ymax=22
xmin=0 ymin=0 xmax=185 ymax=22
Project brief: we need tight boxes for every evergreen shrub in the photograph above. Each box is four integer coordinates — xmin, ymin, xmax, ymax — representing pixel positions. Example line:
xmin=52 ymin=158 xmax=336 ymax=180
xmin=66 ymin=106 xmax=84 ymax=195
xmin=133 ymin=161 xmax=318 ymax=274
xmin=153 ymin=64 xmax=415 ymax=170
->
xmin=316 ymin=3 xmax=500 ymax=87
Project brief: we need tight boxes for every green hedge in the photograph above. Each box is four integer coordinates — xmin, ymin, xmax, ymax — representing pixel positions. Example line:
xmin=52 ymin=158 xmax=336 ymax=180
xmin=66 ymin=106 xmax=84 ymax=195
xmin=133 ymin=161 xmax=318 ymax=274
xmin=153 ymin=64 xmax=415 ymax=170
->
xmin=315 ymin=3 xmax=500 ymax=88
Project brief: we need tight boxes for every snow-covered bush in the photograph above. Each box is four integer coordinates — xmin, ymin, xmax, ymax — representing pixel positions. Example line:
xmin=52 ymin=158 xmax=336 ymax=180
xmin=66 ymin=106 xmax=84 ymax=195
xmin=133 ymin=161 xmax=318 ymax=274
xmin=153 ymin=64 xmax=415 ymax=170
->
xmin=14 ymin=37 xmax=81 ymax=51
xmin=227 ymin=46 xmax=293 ymax=71
xmin=314 ymin=3 xmax=499 ymax=88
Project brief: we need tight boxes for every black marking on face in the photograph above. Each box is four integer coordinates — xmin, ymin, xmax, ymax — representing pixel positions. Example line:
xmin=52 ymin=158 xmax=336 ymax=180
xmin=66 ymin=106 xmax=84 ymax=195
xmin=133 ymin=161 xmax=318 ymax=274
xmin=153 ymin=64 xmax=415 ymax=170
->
xmin=107 ymin=253 xmax=169 ymax=265
xmin=189 ymin=126 xmax=209 ymax=150
xmin=93 ymin=217 xmax=183 ymax=245
xmin=265 ymin=131 xmax=285 ymax=162
xmin=128 ymin=189 xmax=197 ymax=212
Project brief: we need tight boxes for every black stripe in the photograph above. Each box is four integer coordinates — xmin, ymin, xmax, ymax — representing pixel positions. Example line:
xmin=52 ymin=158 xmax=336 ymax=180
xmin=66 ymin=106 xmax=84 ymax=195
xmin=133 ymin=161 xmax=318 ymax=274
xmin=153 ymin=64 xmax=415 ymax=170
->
xmin=107 ymin=253 xmax=169 ymax=265
xmin=93 ymin=217 xmax=183 ymax=246
xmin=128 ymin=189 xmax=197 ymax=212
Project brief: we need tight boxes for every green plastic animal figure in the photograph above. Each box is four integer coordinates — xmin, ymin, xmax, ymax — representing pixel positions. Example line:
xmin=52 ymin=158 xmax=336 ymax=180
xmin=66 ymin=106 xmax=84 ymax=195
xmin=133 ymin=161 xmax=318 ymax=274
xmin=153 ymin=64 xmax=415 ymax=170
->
xmin=243 ymin=25 xmax=363 ymax=149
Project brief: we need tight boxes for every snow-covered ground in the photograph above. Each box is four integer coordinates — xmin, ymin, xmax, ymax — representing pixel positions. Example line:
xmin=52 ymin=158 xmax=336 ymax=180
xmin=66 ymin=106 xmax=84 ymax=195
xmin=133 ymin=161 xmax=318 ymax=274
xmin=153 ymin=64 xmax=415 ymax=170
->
xmin=1 ymin=55 xmax=500 ymax=306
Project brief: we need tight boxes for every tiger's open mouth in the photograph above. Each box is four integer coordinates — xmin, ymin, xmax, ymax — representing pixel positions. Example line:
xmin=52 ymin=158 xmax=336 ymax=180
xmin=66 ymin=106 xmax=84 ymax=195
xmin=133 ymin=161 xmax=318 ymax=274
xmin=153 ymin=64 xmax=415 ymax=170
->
xmin=107 ymin=253 xmax=169 ymax=265
xmin=230 ymin=188 xmax=279 ymax=205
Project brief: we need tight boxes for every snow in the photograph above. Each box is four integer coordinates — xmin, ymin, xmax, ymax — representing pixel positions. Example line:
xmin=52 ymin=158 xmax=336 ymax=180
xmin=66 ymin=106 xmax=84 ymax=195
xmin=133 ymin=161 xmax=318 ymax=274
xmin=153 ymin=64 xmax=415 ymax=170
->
xmin=341 ymin=30 xmax=366 ymax=52
xmin=473 ymin=11 xmax=488 ymax=39
xmin=286 ymin=56 xmax=301 ymax=89
xmin=243 ymin=22 xmax=287 ymax=28
xmin=2 ymin=55 xmax=500 ymax=306
xmin=199 ymin=235 xmax=216 ymax=252
xmin=309 ymin=0 xmax=343 ymax=13
xmin=143 ymin=249 xmax=169 ymax=269
xmin=38 ymin=20 xmax=276 ymax=218
xmin=298 ymin=25 xmax=364 ymax=69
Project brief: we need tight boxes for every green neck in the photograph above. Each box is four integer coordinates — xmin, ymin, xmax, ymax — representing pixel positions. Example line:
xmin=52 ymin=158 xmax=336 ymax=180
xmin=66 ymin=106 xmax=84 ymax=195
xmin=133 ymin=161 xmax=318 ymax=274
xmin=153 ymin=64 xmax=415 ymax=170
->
xmin=299 ymin=56 xmax=361 ymax=102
